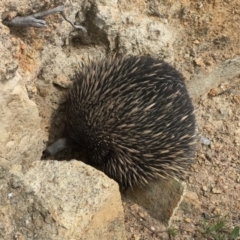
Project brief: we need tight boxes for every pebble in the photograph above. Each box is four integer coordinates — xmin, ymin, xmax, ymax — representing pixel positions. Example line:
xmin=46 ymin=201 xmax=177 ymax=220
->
xmin=52 ymin=74 xmax=71 ymax=88
xmin=184 ymin=218 xmax=191 ymax=223
xmin=188 ymin=176 xmax=193 ymax=183
xmin=194 ymin=57 xmax=204 ymax=66
xmin=150 ymin=226 xmax=155 ymax=231
xmin=212 ymin=188 xmax=222 ymax=194
xmin=26 ymin=85 xmax=37 ymax=96
xmin=138 ymin=212 xmax=145 ymax=219
xmin=132 ymin=234 xmax=140 ymax=240
xmin=8 ymin=192 xmax=13 ymax=198
xmin=236 ymin=176 xmax=240 ymax=183
xmin=212 ymin=207 xmax=221 ymax=215
xmin=200 ymin=135 xmax=211 ymax=145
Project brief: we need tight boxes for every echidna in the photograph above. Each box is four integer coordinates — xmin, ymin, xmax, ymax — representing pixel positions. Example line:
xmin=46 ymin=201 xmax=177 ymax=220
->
xmin=44 ymin=55 xmax=196 ymax=188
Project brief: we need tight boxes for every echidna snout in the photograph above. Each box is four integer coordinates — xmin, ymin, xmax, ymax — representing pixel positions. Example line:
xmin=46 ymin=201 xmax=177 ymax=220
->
xmin=45 ymin=55 xmax=196 ymax=188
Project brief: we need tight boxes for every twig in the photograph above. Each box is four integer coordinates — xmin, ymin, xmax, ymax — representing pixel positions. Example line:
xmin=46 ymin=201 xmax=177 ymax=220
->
xmin=2 ymin=5 xmax=87 ymax=32
xmin=60 ymin=11 xmax=87 ymax=32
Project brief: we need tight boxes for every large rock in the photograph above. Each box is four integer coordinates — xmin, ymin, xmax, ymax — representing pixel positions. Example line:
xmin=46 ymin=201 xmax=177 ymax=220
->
xmin=0 ymin=72 xmax=43 ymax=170
xmin=125 ymin=177 xmax=185 ymax=225
xmin=76 ymin=0 xmax=175 ymax=59
xmin=1 ymin=160 xmax=126 ymax=240
xmin=0 ymin=165 xmax=60 ymax=239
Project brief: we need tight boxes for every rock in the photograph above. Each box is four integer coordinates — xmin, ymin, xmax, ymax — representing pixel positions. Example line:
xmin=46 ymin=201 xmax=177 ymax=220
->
xmin=0 ymin=165 xmax=59 ymax=239
xmin=200 ymin=135 xmax=211 ymax=145
xmin=6 ymin=160 xmax=126 ymax=240
xmin=0 ymin=72 xmax=43 ymax=171
xmin=211 ymin=188 xmax=222 ymax=194
xmin=52 ymin=74 xmax=72 ymax=88
xmin=125 ymin=177 xmax=185 ymax=225
xmin=194 ymin=57 xmax=204 ymax=66
xmin=184 ymin=218 xmax=191 ymax=223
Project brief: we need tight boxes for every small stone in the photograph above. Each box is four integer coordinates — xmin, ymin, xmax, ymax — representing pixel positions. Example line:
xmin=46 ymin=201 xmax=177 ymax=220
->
xmin=132 ymin=234 xmax=140 ymax=240
xmin=26 ymin=85 xmax=37 ymax=96
xmin=212 ymin=188 xmax=222 ymax=194
xmin=205 ymin=150 xmax=213 ymax=160
xmin=194 ymin=57 xmax=204 ymax=66
xmin=138 ymin=212 xmax=145 ymax=219
xmin=233 ymin=96 xmax=240 ymax=104
xmin=150 ymin=226 xmax=155 ymax=231
xmin=208 ymin=87 xmax=221 ymax=97
xmin=8 ymin=192 xmax=13 ymax=198
xmin=200 ymin=135 xmax=211 ymax=145
xmin=183 ymin=191 xmax=201 ymax=210
xmin=52 ymin=74 xmax=71 ymax=88
xmin=162 ymin=19 xmax=168 ymax=24
xmin=236 ymin=176 xmax=240 ymax=183
xmin=188 ymin=176 xmax=193 ymax=183
xmin=202 ymin=186 xmax=207 ymax=192
xmin=234 ymin=137 xmax=240 ymax=146
xmin=184 ymin=218 xmax=191 ymax=223
xmin=212 ymin=207 xmax=221 ymax=215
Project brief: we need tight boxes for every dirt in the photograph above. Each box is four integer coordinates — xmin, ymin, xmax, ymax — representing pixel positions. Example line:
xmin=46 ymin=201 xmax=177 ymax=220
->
xmin=170 ymin=0 xmax=240 ymax=79
xmin=32 ymin=0 xmax=240 ymax=239
xmin=122 ymin=0 xmax=240 ymax=239
xmin=123 ymin=77 xmax=240 ymax=239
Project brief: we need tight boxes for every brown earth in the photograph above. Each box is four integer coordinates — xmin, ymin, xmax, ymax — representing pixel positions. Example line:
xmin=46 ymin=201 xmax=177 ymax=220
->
xmin=123 ymin=0 xmax=240 ymax=239
xmin=25 ymin=0 xmax=240 ymax=238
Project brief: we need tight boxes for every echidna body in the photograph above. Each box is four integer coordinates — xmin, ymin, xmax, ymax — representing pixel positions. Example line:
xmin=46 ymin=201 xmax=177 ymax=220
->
xmin=65 ymin=55 xmax=196 ymax=188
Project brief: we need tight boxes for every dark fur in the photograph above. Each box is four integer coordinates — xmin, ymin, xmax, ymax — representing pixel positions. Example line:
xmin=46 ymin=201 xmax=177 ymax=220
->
xmin=66 ymin=55 xmax=196 ymax=188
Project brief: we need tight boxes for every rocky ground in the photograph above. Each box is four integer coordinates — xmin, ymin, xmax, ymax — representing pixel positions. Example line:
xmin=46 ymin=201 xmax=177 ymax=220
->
xmin=122 ymin=0 xmax=240 ymax=238
xmin=123 ymin=77 xmax=240 ymax=239
xmin=38 ymin=0 xmax=239 ymax=239
xmin=1 ymin=0 xmax=239 ymax=239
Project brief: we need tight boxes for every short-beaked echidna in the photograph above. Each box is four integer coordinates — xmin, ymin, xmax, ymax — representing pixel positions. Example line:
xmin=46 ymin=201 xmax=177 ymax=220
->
xmin=45 ymin=55 xmax=196 ymax=188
